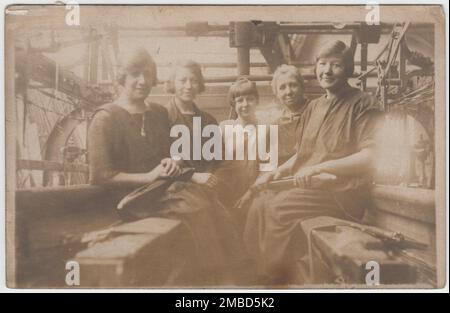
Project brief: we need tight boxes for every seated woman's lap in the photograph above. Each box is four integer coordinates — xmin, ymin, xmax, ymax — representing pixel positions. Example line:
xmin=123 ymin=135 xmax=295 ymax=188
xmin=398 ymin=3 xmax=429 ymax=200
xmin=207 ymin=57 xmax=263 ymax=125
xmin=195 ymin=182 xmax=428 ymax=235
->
xmin=157 ymin=181 xmax=246 ymax=277
xmin=244 ymin=187 xmax=352 ymax=281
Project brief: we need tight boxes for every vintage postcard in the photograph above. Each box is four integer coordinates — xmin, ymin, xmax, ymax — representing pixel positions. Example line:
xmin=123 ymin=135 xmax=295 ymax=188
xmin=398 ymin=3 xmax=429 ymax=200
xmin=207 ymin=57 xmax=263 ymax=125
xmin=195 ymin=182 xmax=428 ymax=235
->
xmin=3 ymin=3 xmax=447 ymax=291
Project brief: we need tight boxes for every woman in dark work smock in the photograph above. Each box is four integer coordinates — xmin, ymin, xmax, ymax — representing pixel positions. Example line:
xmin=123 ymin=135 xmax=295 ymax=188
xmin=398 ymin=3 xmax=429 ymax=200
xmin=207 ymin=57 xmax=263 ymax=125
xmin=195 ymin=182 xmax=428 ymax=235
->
xmin=88 ymin=48 xmax=180 ymax=198
xmin=243 ymin=40 xmax=384 ymax=285
xmin=156 ymin=60 xmax=246 ymax=284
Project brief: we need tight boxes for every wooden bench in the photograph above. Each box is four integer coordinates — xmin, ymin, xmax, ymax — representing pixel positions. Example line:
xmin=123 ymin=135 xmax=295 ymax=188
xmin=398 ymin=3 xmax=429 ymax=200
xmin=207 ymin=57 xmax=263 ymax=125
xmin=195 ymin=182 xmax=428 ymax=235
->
xmin=14 ymin=185 xmax=118 ymax=287
xmin=74 ymin=218 xmax=195 ymax=287
xmin=299 ymin=185 xmax=436 ymax=286
xmin=14 ymin=185 xmax=198 ymax=287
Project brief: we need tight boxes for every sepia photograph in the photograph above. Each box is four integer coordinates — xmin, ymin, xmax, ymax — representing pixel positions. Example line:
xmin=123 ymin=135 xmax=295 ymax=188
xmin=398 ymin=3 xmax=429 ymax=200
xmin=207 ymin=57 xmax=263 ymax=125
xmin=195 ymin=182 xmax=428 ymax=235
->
xmin=3 ymin=3 xmax=447 ymax=290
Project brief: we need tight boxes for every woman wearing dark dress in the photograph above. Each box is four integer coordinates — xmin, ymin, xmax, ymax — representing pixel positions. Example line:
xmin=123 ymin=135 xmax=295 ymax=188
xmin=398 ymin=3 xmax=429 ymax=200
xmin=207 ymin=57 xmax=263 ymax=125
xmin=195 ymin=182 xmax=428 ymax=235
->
xmin=243 ymin=40 xmax=384 ymax=285
xmin=164 ymin=60 xmax=218 ymax=176
xmin=88 ymin=47 xmax=180 ymax=195
xmin=157 ymin=60 xmax=246 ymax=285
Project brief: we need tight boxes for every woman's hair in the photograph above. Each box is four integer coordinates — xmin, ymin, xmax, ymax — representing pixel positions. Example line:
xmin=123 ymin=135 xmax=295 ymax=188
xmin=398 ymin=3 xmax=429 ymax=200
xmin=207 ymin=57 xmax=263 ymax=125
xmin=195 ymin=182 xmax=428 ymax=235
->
xmin=227 ymin=77 xmax=259 ymax=107
xmin=315 ymin=40 xmax=354 ymax=77
xmin=271 ymin=64 xmax=304 ymax=95
xmin=165 ymin=59 xmax=206 ymax=94
xmin=116 ymin=47 xmax=157 ymax=86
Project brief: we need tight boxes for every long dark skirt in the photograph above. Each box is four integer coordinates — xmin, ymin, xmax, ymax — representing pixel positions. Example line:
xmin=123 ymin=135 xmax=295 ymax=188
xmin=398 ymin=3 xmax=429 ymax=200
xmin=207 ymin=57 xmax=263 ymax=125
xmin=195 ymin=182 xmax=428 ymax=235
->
xmin=157 ymin=181 xmax=247 ymax=285
xmin=243 ymin=187 xmax=366 ymax=284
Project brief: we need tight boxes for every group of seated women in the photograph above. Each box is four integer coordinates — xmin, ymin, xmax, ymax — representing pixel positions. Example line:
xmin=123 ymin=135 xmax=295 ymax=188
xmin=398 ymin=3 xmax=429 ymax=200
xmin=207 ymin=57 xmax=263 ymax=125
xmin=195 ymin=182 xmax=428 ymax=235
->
xmin=88 ymin=40 xmax=383 ymax=286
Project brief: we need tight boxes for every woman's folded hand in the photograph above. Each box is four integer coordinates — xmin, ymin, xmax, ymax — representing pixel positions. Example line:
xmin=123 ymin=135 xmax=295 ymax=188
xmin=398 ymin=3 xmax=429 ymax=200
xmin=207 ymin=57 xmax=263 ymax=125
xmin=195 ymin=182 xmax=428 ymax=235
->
xmin=191 ymin=172 xmax=219 ymax=188
xmin=252 ymin=169 xmax=282 ymax=189
xmin=160 ymin=158 xmax=182 ymax=177
xmin=293 ymin=165 xmax=337 ymax=189
xmin=293 ymin=165 xmax=321 ymax=188
xmin=151 ymin=163 xmax=170 ymax=180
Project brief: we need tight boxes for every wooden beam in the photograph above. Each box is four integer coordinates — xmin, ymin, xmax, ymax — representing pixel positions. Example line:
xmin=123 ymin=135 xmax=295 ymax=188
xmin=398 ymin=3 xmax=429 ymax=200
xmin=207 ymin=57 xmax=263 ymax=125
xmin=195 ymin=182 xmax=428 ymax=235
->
xmin=5 ymin=26 xmax=18 ymax=288
xmin=258 ymin=46 xmax=279 ymax=73
xmin=371 ymin=185 xmax=435 ymax=223
xmin=276 ymin=33 xmax=293 ymax=64
xmin=17 ymin=159 xmax=88 ymax=173
xmin=201 ymin=71 xmax=379 ymax=84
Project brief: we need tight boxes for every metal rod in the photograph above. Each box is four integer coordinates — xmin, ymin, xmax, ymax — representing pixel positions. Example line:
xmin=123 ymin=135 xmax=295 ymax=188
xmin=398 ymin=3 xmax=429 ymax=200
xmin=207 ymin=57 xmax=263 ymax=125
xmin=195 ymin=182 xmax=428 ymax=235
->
xmin=357 ymin=67 xmax=377 ymax=80
xmin=170 ymin=60 xmax=377 ymax=68
xmin=157 ymin=62 xmax=269 ymax=68
xmin=118 ymin=31 xmax=229 ymax=38
xmin=399 ymin=41 xmax=407 ymax=92
xmin=89 ymin=30 xmax=100 ymax=84
xmin=237 ymin=47 xmax=251 ymax=76
xmin=360 ymin=42 xmax=368 ymax=91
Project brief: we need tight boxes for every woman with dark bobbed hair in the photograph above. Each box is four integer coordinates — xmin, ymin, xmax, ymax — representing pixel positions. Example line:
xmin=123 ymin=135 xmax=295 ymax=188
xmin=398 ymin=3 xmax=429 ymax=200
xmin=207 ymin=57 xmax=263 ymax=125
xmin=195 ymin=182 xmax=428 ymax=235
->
xmin=157 ymin=61 xmax=247 ymax=284
xmin=244 ymin=40 xmax=384 ymax=285
xmin=164 ymin=60 xmax=216 ymax=174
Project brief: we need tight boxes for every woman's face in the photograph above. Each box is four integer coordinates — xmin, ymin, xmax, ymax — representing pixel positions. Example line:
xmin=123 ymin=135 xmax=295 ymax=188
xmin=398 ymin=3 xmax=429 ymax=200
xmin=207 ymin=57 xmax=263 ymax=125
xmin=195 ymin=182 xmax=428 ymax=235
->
xmin=275 ymin=73 xmax=303 ymax=110
xmin=234 ymin=94 xmax=258 ymax=122
xmin=174 ymin=67 xmax=201 ymax=103
xmin=316 ymin=55 xmax=347 ymax=91
xmin=123 ymin=66 xmax=154 ymax=102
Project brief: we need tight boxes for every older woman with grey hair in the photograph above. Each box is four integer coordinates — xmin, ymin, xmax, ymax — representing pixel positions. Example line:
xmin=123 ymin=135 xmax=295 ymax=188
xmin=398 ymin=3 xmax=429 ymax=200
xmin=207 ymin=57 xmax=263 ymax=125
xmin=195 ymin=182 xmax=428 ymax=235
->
xmin=270 ymin=64 xmax=308 ymax=122
xmin=259 ymin=64 xmax=310 ymax=164
xmin=244 ymin=40 xmax=384 ymax=285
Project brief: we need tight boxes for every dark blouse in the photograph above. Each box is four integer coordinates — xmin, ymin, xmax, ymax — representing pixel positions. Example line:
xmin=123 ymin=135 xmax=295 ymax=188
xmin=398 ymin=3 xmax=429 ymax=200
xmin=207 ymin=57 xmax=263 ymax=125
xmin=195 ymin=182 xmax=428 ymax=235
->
xmin=165 ymin=98 xmax=218 ymax=173
xmin=276 ymin=101 xmax=309 ymax=164
xmin=293 ymin=84 xmax=384 ymax=191
xmin=88 ymin=102 xmax=171 ymax=185
xmin=256 ymin=101 xmax=309 ymax=165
